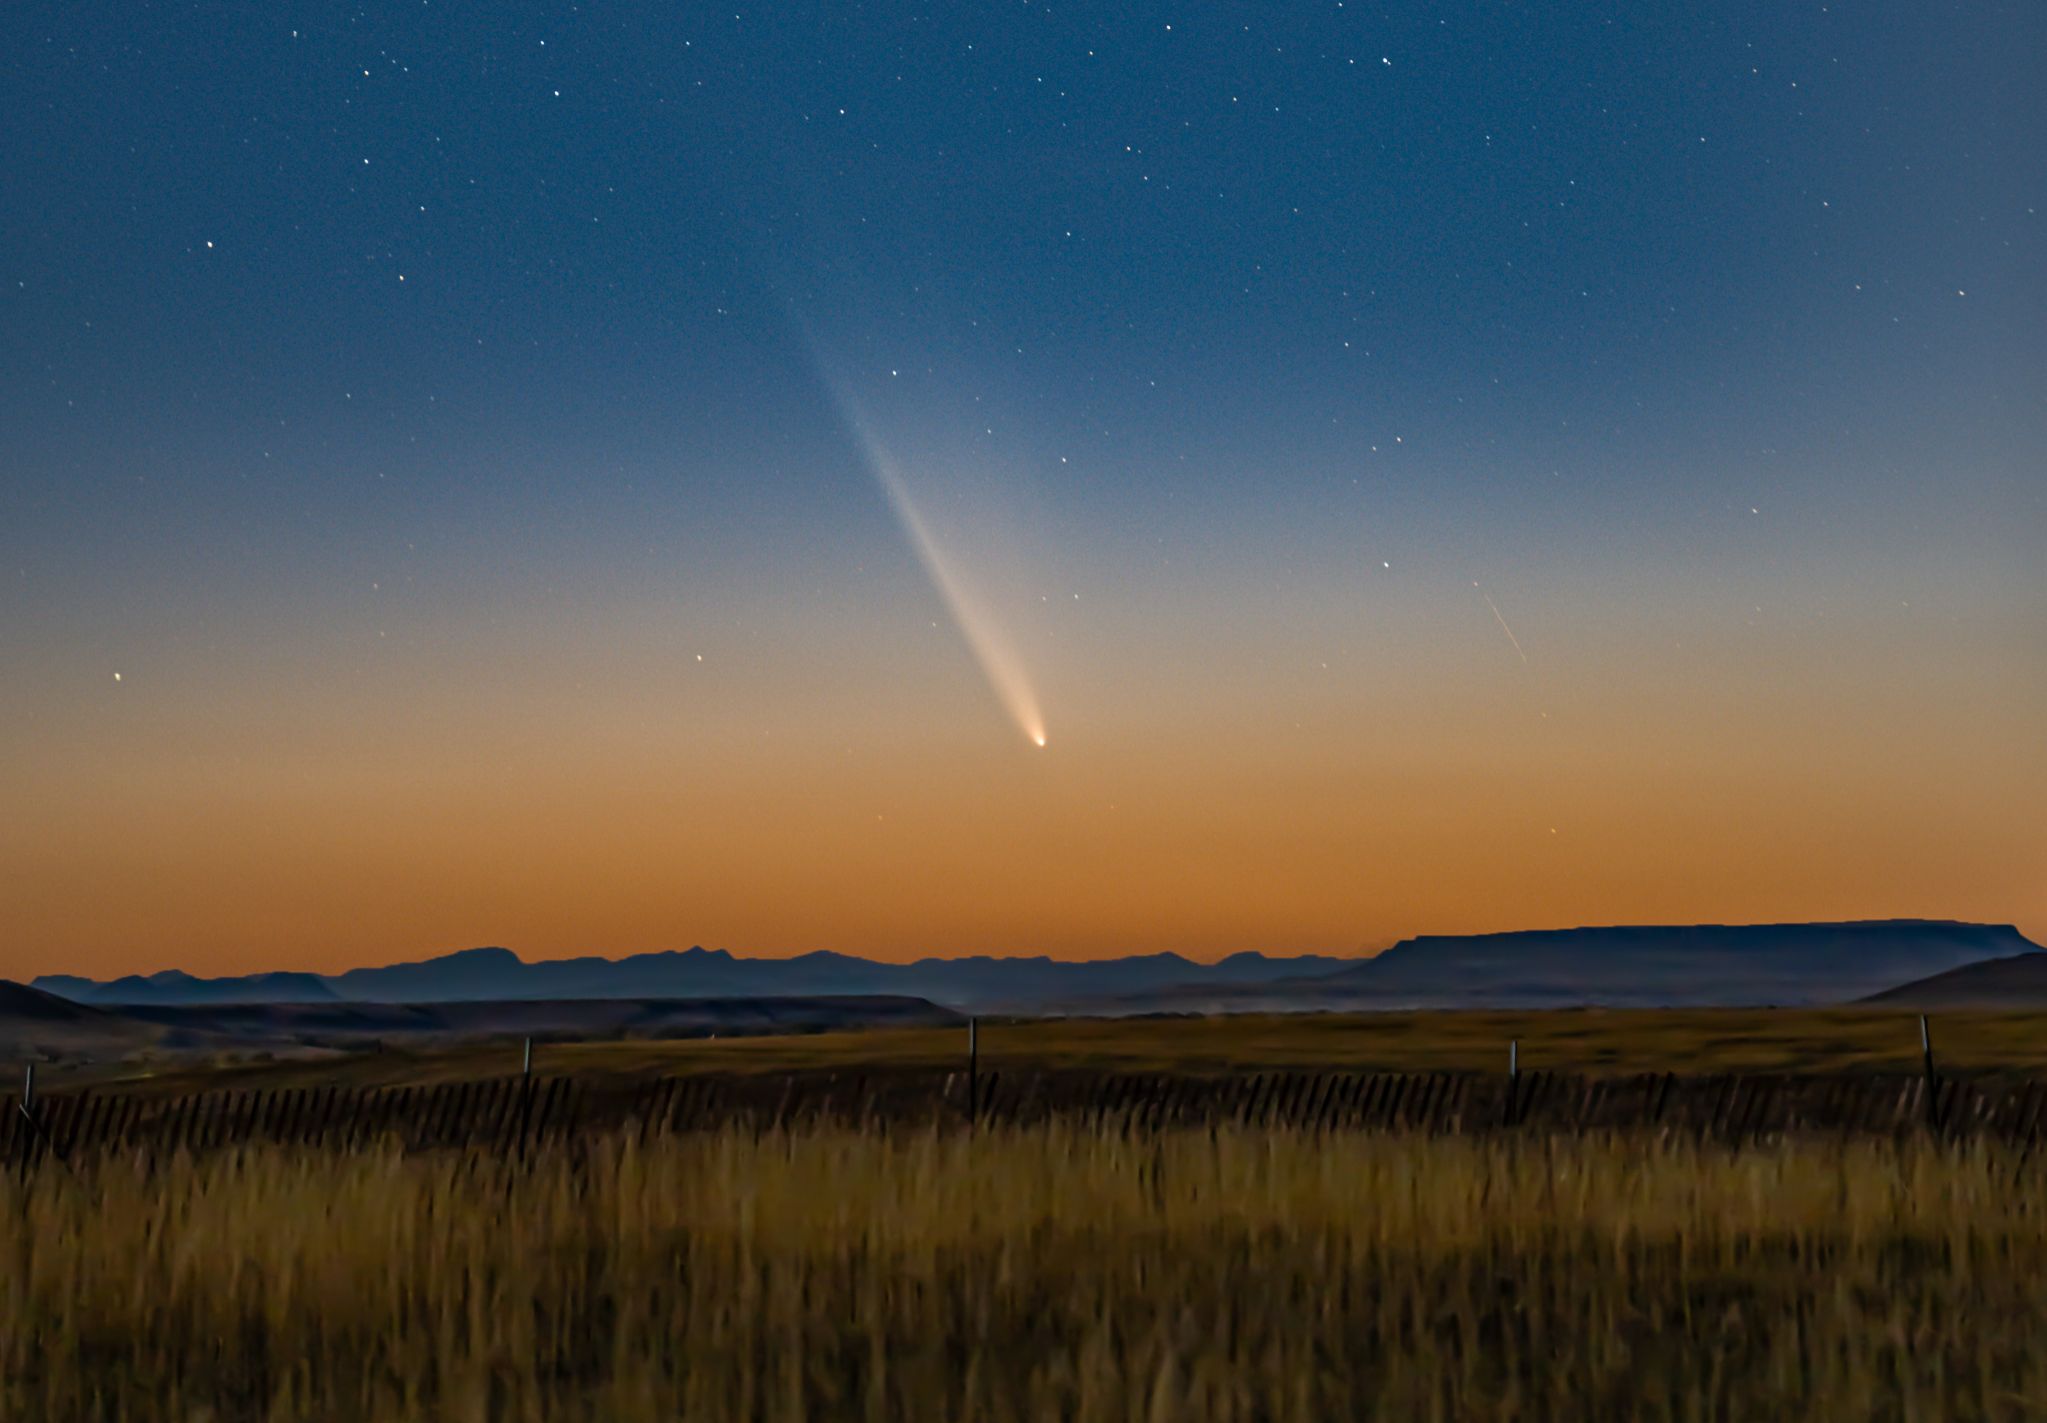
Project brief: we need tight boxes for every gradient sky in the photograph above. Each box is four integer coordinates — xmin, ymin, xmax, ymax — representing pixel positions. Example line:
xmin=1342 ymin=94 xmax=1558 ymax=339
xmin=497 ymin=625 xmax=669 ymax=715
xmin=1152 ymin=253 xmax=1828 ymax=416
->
xmin=3 ymin=2 xmax=2042 ymax=980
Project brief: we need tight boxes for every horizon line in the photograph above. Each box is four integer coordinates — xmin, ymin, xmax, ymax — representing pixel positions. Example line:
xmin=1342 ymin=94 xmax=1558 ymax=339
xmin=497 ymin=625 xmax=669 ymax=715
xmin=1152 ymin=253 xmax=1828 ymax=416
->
xmin=24 ymin=917 xmax=2032 ymax=984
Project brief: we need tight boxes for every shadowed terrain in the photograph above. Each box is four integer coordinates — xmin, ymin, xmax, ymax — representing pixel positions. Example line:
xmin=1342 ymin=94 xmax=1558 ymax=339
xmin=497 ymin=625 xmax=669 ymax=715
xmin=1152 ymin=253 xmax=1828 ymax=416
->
xmin=0 ymin=984 xmax=960 ymax=1079
xmin=1862 ymin=953 xmax=2047 ymax=1008
xmin=33 ymin=1005 xmax=2047 ymax=1097
xmin=0 ymin=982 xmax=204 ymax=1061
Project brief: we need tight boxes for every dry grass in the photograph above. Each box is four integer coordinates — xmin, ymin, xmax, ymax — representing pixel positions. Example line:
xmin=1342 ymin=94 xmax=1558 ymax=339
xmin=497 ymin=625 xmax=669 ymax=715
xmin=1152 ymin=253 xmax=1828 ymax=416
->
xmin=5 ymin=1125 xmax=2046 ymax=1420
xmin=89 ymin=1004 xmax=2047 ymax=1096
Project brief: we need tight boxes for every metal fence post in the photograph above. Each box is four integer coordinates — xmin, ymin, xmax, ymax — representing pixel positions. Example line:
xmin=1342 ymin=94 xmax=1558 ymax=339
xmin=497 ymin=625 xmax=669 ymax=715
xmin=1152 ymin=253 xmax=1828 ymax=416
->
xmin=1503 ymin=1039 xmax=1519 ymax=1127
xmin=14 ymin=1063 xmax=70 ymax=1174
xmin=1919 ymin=1014 xmax=1940 ymax=1132
xmin=967 ymin=1017 xmax=979 ymax=1128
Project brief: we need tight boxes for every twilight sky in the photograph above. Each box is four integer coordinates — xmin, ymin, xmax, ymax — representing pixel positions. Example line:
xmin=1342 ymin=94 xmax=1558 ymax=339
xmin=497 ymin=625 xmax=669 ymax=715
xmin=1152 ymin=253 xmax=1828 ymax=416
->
xmin=3 ymin=2 xmax=2042 ymax=979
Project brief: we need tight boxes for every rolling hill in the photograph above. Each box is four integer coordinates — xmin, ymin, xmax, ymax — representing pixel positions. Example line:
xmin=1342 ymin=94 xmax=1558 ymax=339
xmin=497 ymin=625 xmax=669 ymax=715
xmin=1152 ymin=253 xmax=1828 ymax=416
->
xmin=0 ymin=980 xmax=190 ymax=1062
xmin=1859 ymin=952 xmax=2047 ymax=1008
xmin=2 ymin=978 xmax=965 ymax=1069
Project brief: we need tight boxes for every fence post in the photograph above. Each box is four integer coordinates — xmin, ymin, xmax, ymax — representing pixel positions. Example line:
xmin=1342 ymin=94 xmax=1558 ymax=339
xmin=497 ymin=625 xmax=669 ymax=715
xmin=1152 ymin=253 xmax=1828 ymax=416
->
xmin=1919 ymin=1014 xmax=1940 ymax=1132
xmin=14 ymin=1063 xmax=68 ymax=1174
xmin=967 ymin=1017 xmax=979 ymax=1128
xmin=1503 ymin=1039 xmax=1519 ymax=1127
xmin=522 ymin=1037 xmax=533 ymax=1079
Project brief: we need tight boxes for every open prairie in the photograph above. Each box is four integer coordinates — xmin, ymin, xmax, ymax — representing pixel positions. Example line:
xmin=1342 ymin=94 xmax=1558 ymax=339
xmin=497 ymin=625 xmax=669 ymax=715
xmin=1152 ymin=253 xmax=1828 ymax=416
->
xmin=7 ymin=1124 xmax=2044 ymax=1421
xmin=73 ymin=1004 xmax=2047 ymax=1097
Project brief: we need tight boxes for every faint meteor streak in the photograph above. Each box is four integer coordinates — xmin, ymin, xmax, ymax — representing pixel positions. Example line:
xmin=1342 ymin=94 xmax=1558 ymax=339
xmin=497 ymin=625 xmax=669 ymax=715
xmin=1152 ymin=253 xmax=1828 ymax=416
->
xmin=820 ymin=375 xmax=1048 ymax=749
xmin=1476 ymin=582 xmax=1529 ymax=665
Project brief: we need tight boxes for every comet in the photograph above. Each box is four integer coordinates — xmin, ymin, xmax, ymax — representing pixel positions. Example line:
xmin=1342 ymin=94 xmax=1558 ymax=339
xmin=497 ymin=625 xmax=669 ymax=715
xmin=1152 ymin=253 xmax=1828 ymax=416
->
xmin=817 ymin=372 xmax=1048 ymax=750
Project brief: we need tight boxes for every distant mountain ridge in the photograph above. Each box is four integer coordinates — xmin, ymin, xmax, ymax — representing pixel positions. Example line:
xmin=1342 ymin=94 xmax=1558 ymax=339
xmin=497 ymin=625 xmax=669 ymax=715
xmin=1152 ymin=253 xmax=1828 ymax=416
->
xmin=27 ymin=921 xmax=2041 ymax=1013
xmin=35 ymin=946 xmax=1359 ymax=1011
xmin=32 ymin=970 xmax=341 ymax=1007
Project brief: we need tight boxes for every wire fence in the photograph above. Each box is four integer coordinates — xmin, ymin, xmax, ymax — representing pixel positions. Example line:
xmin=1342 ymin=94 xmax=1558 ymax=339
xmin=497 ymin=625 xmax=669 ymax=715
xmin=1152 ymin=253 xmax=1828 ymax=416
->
xmin=7 ymin=1065 xmax=2047 ymax=1170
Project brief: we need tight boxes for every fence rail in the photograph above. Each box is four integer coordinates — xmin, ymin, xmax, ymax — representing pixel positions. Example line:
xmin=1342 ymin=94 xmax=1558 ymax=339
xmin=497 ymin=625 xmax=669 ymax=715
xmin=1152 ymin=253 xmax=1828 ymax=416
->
xmin=7 ymin=1069 xmax=2047 ymax=1169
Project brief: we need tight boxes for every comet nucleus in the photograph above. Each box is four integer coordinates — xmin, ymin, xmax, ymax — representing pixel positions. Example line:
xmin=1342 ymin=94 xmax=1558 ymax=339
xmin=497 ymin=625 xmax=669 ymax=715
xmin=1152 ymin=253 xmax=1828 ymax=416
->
xmin=820 ymin=372 xmax=1049 ymax=751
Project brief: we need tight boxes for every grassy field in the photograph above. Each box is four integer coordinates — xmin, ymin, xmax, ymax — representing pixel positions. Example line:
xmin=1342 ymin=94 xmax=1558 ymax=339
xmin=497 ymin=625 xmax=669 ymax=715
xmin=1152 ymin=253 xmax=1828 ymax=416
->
xmin=5 ymin=1124 xmax=2044 ymax=1420
xmin=87 ymin=1004 xmax=2047 ymax=1095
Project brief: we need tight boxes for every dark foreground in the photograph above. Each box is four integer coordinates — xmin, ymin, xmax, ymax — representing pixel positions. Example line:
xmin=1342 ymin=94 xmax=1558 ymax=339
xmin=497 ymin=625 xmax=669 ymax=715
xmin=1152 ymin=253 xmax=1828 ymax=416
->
xmin=5 ymin=1125 xmax=2044 ymax=1421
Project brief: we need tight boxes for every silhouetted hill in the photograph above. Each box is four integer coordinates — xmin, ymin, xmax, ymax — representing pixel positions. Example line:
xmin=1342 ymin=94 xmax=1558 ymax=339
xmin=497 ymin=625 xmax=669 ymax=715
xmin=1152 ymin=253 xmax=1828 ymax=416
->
xmin=39 ymin=947 xmax=1357 ymax=1011
xmin=0 ymin=980 xmax=187 ymax=1060
xmin=30 ymin=975 xmax=98 ymax=1001
xmin=1860 ymin=952 xmax=2047 ymax=1008
xmin=327 ymin=946 xmax=526 ymax=1001
xmin=1269 ymin=920 xmax=2043 ymax=1009
xmin=66 ymin=970 xmax=340 ymax=1007
xmin=0 ymin=980 xmax=109 ymax=1023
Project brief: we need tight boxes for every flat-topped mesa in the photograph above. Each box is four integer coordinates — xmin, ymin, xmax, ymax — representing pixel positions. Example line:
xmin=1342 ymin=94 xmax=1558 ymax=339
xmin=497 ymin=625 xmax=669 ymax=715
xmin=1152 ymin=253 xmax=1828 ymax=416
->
xmin=1301 ymin=921 xmax=2041 ymax=1009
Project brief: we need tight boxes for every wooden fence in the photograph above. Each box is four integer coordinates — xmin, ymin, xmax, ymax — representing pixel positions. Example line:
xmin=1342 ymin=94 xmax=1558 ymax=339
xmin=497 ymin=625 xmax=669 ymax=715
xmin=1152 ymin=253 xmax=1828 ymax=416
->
xmin=7 ymin=1069 xmax=2047 ymax=1169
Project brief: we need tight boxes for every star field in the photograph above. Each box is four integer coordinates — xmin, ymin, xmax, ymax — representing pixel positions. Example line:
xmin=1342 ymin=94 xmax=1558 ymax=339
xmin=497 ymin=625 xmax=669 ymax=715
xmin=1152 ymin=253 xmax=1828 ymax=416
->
xmin=0 ymin=1 xmax=2041 ymax=976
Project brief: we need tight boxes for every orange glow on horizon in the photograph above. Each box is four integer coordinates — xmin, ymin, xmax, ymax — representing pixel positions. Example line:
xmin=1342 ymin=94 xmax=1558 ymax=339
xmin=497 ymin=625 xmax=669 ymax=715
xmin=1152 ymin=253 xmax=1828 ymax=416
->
xmin=2 ymin=639 xmax=2041 ymax=980
xmin=2 ymin=551 xmax=2041 ymax=982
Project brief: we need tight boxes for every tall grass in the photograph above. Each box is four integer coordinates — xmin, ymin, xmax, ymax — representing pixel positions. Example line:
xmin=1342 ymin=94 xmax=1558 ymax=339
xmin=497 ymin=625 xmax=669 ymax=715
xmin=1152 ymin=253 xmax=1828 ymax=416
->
xmin=5 ymin=1126 xmax=2044 ymax=1419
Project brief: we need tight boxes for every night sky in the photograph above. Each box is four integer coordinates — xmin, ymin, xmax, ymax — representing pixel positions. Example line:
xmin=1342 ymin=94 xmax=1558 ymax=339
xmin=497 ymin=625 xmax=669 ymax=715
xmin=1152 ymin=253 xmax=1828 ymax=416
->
xmin=4 ymin=2 xmax=2042 ymax=978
